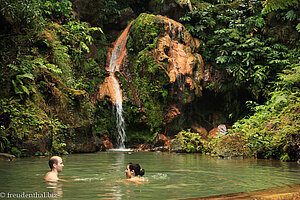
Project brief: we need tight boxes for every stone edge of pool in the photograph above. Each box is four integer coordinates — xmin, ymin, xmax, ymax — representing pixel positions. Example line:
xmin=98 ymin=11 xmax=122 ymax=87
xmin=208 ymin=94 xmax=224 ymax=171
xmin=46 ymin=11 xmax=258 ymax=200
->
xmin=179 ymin=183 xmax=300 ymax=200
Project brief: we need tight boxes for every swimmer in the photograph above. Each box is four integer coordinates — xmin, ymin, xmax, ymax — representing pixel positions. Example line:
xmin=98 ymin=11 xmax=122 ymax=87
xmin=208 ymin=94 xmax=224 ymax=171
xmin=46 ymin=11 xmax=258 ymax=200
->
xmin=44 ymin=156 xmax=65 ymax=182
xmin=125 ymin=162 xmax=146 ymax=183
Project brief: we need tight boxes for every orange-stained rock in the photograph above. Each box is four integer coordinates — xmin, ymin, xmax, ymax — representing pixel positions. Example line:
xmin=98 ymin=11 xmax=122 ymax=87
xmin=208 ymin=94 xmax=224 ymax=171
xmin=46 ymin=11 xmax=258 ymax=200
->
xmin=191 ymin=124 xmax=208 ymax=140
xmin=209 ymin=124 xmax=232 ymax=139
xmin=95 ymin=15 xmax=204 ymax=107
xmin=101 ymin=134 xmax=114 ymax=150
xmin=96 ymin=21 xmax=134 ymax=104
xmin=153 ymin=133 xmax=170 ymax=152
xmin=106 ymin=20 xmax=134 ymax=73
xmin=153 ymin=15 xmax=204 ymax=96
xmin=163 ymin=105 xmax=181 ymax=125
xmin=209 ymin=127 xmax=219 ymax=139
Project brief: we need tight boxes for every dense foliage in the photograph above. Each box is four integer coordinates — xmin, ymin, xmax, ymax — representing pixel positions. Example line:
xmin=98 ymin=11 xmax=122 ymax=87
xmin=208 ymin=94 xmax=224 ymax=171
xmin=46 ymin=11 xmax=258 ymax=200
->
xmin=230 ymin=64 xmax=299 ymax=161
xmin=180 ymin=0 xmax=299 ymax=121
xmin=0 ymin=0 xmax=104 ymax=156
xmin=175 ymin=129 xmax=204 ymax=153
xmin=0 ymin=0 xmax=299 ymax=160
xmin=175 ymin=0 xmax=299 ymax=160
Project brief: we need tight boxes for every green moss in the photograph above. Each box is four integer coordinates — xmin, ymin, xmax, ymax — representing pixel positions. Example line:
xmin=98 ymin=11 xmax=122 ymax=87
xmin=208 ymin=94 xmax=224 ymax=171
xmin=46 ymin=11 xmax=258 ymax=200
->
xmin=125 ymin=50 xmax=169 ymax=133
xmin=93 ymin=99 xmax=117 ymax=140
xmin=127 ymin=13 xmax=164 ymax=53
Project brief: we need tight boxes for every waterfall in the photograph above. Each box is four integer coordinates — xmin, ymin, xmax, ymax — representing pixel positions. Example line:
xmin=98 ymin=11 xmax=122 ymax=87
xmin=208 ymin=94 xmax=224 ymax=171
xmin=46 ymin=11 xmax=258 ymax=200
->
xmin=108 ymin=73 xmax=126 ymax=149
xmin=106 ymin=21 xmax=134 ymax=149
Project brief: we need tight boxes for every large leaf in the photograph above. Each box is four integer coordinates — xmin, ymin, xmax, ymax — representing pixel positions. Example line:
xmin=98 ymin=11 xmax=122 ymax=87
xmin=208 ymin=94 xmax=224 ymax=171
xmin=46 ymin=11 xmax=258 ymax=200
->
xmin=21 ymin=85 xmax=30 ymax=95
xmin=16 ymin=73 xmax=34 ymax=81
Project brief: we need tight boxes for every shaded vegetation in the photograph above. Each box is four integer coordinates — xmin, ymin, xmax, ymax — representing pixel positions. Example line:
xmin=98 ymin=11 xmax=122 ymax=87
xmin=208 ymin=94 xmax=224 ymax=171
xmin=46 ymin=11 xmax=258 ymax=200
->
xmin=0 ymin=0 xmax=299 ymax=160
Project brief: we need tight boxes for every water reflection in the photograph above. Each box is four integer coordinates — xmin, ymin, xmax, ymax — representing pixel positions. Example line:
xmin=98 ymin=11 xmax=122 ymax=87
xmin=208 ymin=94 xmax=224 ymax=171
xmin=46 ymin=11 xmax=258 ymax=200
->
xmin=110 ymin=153 xmax=125 ymax=200
xmin=45 ymin=181 xmax=63 ymax=199
xmin=1 ymin=152 xmax=299 ymax=200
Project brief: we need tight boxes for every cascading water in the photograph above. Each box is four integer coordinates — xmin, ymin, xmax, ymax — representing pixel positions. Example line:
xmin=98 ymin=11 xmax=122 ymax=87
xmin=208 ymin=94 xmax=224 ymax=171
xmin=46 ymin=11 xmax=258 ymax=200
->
xmin=106 ymin=21 xmax=134 ymax=149
xmin=108 ymin=73 xmax=126 ymax=149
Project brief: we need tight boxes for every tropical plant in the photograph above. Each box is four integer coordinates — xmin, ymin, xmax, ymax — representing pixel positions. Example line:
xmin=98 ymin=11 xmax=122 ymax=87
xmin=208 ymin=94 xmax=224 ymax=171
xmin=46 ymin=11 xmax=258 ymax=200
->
xmin=176 ymin=129 xmax=203 ymax=153
xmin=262 ymin=0 xmax=299 ymax=14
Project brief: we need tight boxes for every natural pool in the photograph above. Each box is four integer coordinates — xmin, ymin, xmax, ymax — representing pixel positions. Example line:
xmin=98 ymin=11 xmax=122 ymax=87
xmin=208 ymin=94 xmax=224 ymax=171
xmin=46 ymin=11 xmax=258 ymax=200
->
xmin=0 ymin=152 xmax=299 ymax=199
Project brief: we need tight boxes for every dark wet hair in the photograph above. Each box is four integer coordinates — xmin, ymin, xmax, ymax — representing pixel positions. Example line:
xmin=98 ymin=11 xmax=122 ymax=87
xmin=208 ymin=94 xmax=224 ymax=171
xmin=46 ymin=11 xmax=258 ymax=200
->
xmin=49 ymin=157 xmax=58 ymax=169
xmin=128 ymin=162 xmax=145 ymax=176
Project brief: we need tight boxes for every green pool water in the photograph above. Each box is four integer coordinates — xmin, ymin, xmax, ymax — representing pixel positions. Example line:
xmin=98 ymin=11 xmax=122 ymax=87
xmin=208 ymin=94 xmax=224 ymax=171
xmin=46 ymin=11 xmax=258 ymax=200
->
xmin=0 ymin=152 xmax=299 ymax=199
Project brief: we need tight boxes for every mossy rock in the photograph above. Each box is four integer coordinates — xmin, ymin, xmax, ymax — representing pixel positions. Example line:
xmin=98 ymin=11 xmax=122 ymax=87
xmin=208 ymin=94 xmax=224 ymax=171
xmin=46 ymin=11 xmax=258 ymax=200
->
xmin=127 ymin=13 xmax=164 ymax=53
xmin=214 ymin=133 xmax=250 ymax=158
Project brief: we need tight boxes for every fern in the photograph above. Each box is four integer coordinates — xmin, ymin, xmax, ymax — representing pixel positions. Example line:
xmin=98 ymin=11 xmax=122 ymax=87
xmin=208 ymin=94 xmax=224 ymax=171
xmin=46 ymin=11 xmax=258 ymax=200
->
xmin=296 ymin=23 xmax=300 ymax=32
xmin=262 ymin=0 xmax=299 ymax=14
xmin=285 ymin=10 xmax=296 ymax=21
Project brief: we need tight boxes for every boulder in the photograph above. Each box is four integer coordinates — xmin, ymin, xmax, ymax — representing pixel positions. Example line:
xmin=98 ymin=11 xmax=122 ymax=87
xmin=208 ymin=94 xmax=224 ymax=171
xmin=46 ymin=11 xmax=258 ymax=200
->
xmin=101 ymin=134 xmax=114 ymax=150
xmin=153 ymin=134 xmax=170 ymax=147
xmin=148 ymin=0 xmax=186 ymax=21
xmin=0 ymin=153 xmax=16 ymax=161
xmin=170 ymin=138 xmax=183 ymax=152
xmin=213 ymin=133 xmax=249 ymax=158
xmin=191 ymin=124 xmax=208 ymax=140
xmin=209 ymin=124 xmax=232 ymax=139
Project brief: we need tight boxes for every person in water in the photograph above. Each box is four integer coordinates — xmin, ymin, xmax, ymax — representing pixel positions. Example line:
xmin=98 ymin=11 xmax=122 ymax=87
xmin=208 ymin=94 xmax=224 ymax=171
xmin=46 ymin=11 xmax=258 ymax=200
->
xmin=44 ymin=156 xmax=64 ymax=182
xmin=125 ymin=162 xmax=145 ymax=182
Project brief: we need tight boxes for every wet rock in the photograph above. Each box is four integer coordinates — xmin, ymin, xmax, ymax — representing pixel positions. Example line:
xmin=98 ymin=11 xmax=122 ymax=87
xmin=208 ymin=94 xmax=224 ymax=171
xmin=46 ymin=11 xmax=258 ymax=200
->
xmin=70 ymin=0 xmax=103 ymax=26
xmin=209 ymin=124 xmax=232 ymax=139
xmin=16 ymin=134 xmax=52 ymax=156
xmin=0 ymin=153 xmax=16 ymax=161
xmin=163 ymin=105 xmax=181 ymax=126
xmin=170 ymin=138 xmax=183 ymax=152
xmin=95 ymin=21 xmax=134 ymax=104
xmin=152 ymin=146 xmax=170 ymax=152
xmin=119 ymin=8 xmax=136 ymax=29
xmin=133 ymin=144 xmax=152 ymax=152
xmin=148 ymin=0 xmax=186 ymax=21
xmin=191 ymin=124 xmax=208 ymax=140
xmin=101 ymin=134 xmax=114 ymax=150
xmin=70 ymin=125 xmax=105 ymax=153
xmin=153 ymin=134 xmax=170 ymax=148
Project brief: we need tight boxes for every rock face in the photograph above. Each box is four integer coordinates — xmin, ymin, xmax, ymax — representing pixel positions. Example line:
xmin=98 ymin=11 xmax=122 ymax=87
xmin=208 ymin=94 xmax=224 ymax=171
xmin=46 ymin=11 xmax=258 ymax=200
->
xmin=0 ymin=153 xmax=16 ymax=161
xmin=128 ymin=13 xmax=204 ymax=133
xmin=209 ymin=124 xmax=232 ymax=139
xmin=94 ymin=13 xmax=204 ymax=137
xmin=152 ymin=134 xmax=170 ymax=151
xmin=148 ymin=0 xmax=187 ymax=21
xmin=12 ymin=69 xmax=105 ymax=156
xmin=96 ymin=21 xmax=134 ymax=104
xmin=153 ymin=15 xmax=204 ymax=96
xmin=127 ymin=13 xmax=204 ymax=96
xmin=70 ymin=0 xmax=103 ymax=26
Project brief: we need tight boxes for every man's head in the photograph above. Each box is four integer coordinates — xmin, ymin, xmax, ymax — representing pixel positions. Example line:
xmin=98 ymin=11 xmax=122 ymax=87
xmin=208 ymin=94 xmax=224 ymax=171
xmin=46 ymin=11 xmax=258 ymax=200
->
xmin=48 ymin=156 xmax=64 ymax=173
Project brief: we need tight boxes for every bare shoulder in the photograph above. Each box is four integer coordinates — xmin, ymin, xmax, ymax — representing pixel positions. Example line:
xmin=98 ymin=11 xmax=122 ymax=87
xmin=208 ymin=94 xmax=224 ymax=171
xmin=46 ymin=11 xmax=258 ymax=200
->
xmin=44 ymin=172 xmax=58 ymax=182
xmin=118 ymin=177 xmax=148 ymax=185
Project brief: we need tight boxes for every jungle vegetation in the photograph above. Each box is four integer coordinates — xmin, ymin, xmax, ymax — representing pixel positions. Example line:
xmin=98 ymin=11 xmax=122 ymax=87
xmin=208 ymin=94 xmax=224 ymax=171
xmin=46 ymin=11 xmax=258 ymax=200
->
xmin=0 ymin=0 xmax=299 ymax=161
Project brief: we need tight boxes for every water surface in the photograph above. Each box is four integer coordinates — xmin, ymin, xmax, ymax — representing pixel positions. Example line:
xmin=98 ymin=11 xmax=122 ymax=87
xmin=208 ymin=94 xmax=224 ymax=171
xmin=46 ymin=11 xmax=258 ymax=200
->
xmin=0 ymin=152 xmax=299 ymax=199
